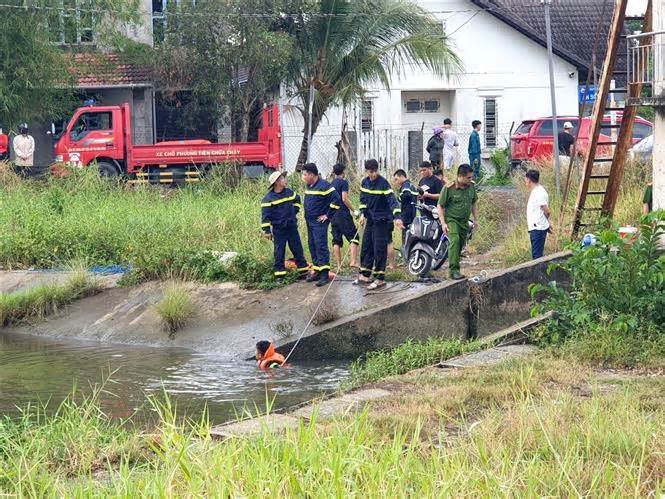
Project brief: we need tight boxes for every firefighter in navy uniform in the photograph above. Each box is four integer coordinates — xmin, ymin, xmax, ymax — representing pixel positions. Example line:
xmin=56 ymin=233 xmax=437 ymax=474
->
xmin=355 ymin=159 xmax=404 ymax=290
xmin=302 ymin=163 xmax=340 ymax=286
xmin=392 ymin=169 xmax=418 ymax=240
xmin=261 ymin=171 xmax=309 ymax=279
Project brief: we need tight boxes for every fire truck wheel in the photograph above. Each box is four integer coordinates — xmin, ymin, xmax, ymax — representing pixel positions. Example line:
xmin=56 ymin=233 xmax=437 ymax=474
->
xmin=97 ymin=162 xmax=119 ymax=178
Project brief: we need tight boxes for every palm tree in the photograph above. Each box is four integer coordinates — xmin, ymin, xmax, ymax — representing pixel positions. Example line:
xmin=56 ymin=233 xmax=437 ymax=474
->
xmin=282 ymin=0 xmax=462 ymax=168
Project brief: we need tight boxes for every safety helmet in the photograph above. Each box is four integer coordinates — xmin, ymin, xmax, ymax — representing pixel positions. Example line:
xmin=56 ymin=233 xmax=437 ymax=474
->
xmin=18 ymin=123 xmax=28 ymax=134
xmin=433 ymin=127 xmax=443 ymax=135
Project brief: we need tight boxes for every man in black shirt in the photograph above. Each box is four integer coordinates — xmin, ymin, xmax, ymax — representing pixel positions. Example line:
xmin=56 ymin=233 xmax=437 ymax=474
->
xmin=558 ymin=121 xmax=575 ymax=156
xmin=418 ymin=161 xmax=443 ymax=218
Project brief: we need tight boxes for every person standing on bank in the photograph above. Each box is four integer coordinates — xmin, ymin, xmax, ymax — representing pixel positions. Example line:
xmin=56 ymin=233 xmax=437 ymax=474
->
xmin=330 ymin=163 xmax=360 ymax=269
xmin=418 ymin=161 xmax=443 ymax=219
xmin=12 ymin=123 xmax=35 ymax=176
xmin=426 ymin=127 xmax=445 ymax=167
xmin=355 ymin=159 xmax=404 ymax=290
xmin=441 ymin=118 xmax=459 ymax=171
xmin=558 ymin=121 xmax=575 ymax=157
xmin=392 ymin=169 xmax=418 ymax=242
xmin=261 ymin=171 xmax=310 ymax=280
xmin=469 ymin=120 xmax=482 ymax=178
xmin=302 ymin=163 xmax=340 ymax=286
xmin=437 ymin=164 xmax=478 ymax=280
xmin=525 ymin=169 xmax=551 ymax=259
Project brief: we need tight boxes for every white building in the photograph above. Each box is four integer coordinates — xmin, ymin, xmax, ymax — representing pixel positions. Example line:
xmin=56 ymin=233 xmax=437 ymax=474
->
xmin=280 ymin=0 xmax=614 ymax=175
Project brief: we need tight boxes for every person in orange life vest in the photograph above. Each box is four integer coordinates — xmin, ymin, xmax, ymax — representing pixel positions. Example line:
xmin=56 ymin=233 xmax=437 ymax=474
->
xmin=256 ymin=340 xmax=286 ymax=369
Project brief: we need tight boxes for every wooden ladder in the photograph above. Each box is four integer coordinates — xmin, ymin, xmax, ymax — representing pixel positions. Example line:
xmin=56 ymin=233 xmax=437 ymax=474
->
xmin=572 ymin=0 xmax=652 ymax=237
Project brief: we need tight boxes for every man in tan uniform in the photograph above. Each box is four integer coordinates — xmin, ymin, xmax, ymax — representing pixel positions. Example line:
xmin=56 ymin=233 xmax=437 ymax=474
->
xmin=12 ymin=123 xmax=35 ymax=175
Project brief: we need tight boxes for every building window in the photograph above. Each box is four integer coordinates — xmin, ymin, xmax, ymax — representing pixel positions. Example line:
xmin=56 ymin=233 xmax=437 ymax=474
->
xmin=423 ymin=99 xmax=440 ymax=113
xmin=153 ymin=0 xmax=196 ymax=44
xmin=361 ymin=100 xmax=373 ymax=132
xmin=48 ymin=0 xmax=96 ymax=44
xmin=484 ymin=98 xmax=497 ymax=148
xmin=405 ymin=99 xmax=421 ymax=113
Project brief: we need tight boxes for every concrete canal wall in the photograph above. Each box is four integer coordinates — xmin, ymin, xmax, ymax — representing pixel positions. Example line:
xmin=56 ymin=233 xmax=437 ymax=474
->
xmin=278 ymin=252 xmax=570 ymax=360
xmin=1 ymin=252 xmax=569 ymax=359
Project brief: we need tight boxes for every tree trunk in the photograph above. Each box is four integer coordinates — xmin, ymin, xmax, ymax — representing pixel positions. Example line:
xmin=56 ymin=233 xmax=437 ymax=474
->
xmin=296 ymin=110 xmax=322 ymax=170
xmin=239 ymin=112 xmax=250 ymax=142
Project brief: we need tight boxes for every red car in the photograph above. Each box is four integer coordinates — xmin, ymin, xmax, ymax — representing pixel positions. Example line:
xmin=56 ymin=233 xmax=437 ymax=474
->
xmin=510 ymin=115 xmax=653 ymax=168
xmin=0 ymin=130 xmax=8 ymax=161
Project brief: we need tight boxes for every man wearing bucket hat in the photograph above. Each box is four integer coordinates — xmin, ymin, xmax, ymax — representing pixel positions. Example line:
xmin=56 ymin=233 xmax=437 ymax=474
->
xmin=261 ymin=171 xmax=309 ymax=279
xmin=558 ymin=121 xmax=575 ymax=157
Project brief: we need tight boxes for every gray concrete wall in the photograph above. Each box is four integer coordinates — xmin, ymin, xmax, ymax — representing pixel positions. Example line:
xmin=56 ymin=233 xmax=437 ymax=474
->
xmin=469 ymin=252 xmax=571 ymax=337
xmin=280 ymin=251 xmax=571 ymax=360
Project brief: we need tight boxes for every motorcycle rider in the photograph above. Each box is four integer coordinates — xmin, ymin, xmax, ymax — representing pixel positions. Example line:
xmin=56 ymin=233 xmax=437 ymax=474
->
xmin=437 ymin=163 xmax=478 ymax=280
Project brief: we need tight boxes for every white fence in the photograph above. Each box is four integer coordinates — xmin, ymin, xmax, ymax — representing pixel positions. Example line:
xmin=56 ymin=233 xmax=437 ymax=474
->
xmin=282 ymin=125 xmax=514 ymax=177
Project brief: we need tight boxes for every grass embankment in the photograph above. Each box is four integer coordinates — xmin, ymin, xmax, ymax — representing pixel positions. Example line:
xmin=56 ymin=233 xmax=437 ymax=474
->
xmin=0 ymin=269 xmax=100 ymax=326
xmin=469 ymin=157 xmax=650 ymax=265
xmin=0 ymin=355 xmax=661 ymax=496
xmin=0 ymin=166 xmax=287 ymax=288
xmin=346 ymin=337 xmax=482 ymax=388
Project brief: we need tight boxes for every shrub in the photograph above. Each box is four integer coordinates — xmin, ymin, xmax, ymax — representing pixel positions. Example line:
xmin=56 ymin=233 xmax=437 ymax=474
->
xmin=531 ymin=211 xmax=665 ymax=366
xmin=154 ymin=283 xmax=195 ymax=338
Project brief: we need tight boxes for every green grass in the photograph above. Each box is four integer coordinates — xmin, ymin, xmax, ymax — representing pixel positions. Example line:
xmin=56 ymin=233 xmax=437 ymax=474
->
xmin=0 ymin=357 xmax=661 ymax=496
xmin=154 ymin=282 xmax=195 ymax=337
xmin=0 ymin=268 xmax=101 ymax=326
xmin=473 ymin=157 xmax=650 ymax=266
xmin=0 ymin=167 xmax=292 ymax=288
xmin=346 ymin=337 xmax=482 ymax=388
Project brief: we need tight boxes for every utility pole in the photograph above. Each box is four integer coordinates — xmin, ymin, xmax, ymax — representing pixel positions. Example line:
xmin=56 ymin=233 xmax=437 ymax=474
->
xmin=543 ymin=0 xmax=561 ymax=195
xmin=653 ymin=2 xmax=665 ymax=212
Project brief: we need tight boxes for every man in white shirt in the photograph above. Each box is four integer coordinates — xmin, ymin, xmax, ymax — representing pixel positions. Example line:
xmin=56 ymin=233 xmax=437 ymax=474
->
xmin=12 ymin=123 xmax=35 ymax=174
xmin=525 ymin=169 xmax=551 ymax=259
xmin=441 ymin=118 xmax=459 ymax=171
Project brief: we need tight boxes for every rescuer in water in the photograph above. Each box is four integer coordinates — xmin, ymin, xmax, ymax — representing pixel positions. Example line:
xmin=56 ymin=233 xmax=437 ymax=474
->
xmin=256 ymin=340 xmax=286 ymax=369
xmin=261 ymin=171 xmax=310 ymax=279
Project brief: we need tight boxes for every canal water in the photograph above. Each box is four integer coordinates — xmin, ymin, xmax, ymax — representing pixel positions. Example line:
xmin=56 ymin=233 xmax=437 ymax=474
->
xmin=0 ymin=332 xmax=350 ymax=425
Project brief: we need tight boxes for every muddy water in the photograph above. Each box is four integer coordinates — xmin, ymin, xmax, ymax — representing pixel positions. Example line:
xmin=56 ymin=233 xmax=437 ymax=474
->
xmin=0 ymin=332 xmax=349 ymax=425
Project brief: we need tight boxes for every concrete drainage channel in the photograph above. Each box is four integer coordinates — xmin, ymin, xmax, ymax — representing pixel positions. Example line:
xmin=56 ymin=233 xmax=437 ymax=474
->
xmin=211 ymin=313 xmax=550 ymax=439
xmin=274 ymin=251 xmax=570 ymax=361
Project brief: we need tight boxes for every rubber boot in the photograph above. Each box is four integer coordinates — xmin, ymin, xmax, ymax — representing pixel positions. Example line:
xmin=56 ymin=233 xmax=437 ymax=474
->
xmin=306 ymin=271 xmax=319 ymax=283
xmin=316 ymin=270 xmax=330 ymax=287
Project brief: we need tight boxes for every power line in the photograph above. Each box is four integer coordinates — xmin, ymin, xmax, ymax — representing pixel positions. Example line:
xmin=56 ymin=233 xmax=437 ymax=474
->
xmin=0 ymin=2 xmax=519 ymax=19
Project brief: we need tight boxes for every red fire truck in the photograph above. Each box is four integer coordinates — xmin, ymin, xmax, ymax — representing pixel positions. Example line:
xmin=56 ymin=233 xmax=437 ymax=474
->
xmin=52 ymin=103 xmax=282 ymax=183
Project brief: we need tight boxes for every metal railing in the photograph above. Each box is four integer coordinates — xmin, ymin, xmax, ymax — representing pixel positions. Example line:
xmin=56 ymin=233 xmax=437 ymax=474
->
xmin=627 ymin=30 xmax=665 ymax=86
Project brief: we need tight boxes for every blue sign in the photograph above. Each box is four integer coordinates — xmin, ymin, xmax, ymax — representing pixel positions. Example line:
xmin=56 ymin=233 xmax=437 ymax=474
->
xmin=578 ymin=85 xmax=597 ymax=104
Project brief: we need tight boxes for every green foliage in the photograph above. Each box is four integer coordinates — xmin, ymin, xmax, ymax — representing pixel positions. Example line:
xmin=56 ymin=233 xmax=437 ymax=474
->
xmin=281 ymin=0 xmax=462 ymax=164
xmin=1 ymin=362 xmax=662 ymax=496
xmin=531 ymin=212 xmax=665 ymax=366
xmin=0 ymin=0 xmax=140 ymax=127
xmin=346 ymin=337 xmax=481 ymax=388
xmin=0 ymin=171 xmax=300 ymax=288
xmin=484 ymin=146 xmax=511 ymax=185
xmin=0 ymin=269 xmax=101 ymax=326
xmin=155 ymin=283 xmax=195 ymax=337
xmin=156 ymin=0 xmax=293 ymax=141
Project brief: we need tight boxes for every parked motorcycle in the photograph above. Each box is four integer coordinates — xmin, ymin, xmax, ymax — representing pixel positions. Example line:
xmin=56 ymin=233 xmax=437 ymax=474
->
xmin=402 ymin=203 xmax=449 ymax=277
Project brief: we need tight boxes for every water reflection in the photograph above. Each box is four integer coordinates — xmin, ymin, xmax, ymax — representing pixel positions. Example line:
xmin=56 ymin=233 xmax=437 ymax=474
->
xmin=0 ymin=332 xmax=349 ymax=424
